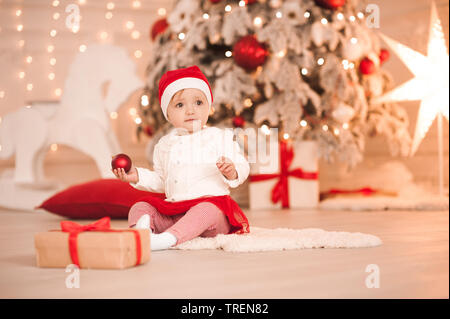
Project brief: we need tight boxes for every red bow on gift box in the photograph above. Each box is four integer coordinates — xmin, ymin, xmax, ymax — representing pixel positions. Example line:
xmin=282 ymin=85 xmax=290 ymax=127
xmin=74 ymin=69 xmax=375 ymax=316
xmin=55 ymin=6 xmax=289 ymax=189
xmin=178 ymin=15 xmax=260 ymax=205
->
xmin=249 ymin=140 xmax=318 ymax=208
xmin=61 ymin=216 xmax=111 ymax=233
xmin=60 ymin=217 xmax=142 ymax=268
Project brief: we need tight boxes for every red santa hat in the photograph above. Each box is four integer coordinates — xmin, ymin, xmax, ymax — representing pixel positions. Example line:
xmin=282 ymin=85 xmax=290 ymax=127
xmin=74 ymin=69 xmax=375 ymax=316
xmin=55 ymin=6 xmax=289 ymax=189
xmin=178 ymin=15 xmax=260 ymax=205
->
xmin=158 ymin=65 xmax=213 ymax=121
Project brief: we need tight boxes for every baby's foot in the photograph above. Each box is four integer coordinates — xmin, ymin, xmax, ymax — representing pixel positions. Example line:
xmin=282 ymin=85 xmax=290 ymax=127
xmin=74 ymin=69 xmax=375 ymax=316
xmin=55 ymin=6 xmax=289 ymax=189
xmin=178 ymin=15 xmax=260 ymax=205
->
xmin=135 ymin=214 xmax=151 ymax=231
xmin=151 ymin=232 xmax=177 ymax=251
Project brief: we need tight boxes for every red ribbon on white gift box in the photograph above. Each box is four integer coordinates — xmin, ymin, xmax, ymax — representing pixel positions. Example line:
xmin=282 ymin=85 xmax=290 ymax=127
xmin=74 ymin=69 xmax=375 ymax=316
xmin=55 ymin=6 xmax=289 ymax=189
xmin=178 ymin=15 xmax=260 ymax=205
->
xmin=249 ymin=140 xmax=318 ymax=208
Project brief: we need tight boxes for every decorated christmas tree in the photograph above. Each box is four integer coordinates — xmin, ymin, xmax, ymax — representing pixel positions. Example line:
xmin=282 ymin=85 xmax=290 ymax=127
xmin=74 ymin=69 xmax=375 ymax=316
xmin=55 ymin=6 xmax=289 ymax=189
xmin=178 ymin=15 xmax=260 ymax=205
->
xmin=137 ymin=0 xmax=411 ymax=168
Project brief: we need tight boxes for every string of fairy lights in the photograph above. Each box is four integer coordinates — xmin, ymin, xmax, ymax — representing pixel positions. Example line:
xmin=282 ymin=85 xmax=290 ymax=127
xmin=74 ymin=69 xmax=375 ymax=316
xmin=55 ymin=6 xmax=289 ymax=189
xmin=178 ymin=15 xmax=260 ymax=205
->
xmin=0 ymin=0 xmax=166 ymax=153
xmin=0 ymin=0 xmax=369 ymax=151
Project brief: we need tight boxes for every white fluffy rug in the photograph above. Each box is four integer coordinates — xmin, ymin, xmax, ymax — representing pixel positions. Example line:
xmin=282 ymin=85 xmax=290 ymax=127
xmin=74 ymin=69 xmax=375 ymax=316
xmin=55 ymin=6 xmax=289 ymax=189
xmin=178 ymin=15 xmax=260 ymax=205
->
xmin=171 ymin=227 xmax=382 ymax=252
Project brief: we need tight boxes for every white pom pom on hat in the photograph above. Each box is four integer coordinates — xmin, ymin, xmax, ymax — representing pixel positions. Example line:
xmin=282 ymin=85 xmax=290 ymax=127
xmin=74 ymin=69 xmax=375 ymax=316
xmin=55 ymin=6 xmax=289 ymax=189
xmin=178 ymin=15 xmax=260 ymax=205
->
xmin=158 ymin=65 xmax=213 ymax=121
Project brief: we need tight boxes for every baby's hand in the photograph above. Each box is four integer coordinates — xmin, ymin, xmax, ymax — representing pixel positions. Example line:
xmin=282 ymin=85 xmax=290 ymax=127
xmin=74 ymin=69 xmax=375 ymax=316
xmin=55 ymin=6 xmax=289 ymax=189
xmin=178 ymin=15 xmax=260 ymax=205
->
xmin=216 ymin=156 xmax=238 ymax=180
xmin=112 ymin=166 xmax=139 ymax=184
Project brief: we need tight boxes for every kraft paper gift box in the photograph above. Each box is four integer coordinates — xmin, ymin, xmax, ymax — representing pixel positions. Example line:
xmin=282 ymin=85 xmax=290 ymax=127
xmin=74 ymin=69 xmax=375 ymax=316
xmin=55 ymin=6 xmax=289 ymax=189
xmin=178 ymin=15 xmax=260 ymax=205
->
xmin=34 ymin=217 xmax=150 ymax=269
xmin=248 ymin=139 xmax=319 ymax=210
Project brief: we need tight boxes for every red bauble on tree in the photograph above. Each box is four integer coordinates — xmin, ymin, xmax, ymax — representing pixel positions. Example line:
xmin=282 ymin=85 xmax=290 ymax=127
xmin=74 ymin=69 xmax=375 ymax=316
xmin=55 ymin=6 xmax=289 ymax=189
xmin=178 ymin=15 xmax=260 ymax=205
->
xmin=232 ymin=115 xmax=246 ymax=128
xmin=245 ymin=0 xmax=258 ymax=4
xmin=233 ymin=35 xmax=268 ymax=71
xmin=111 ymin=153 xmax=132 ymax=173
xmin=209 ymin=0 xmax=222 ymax=3
xmin=143 ymin=125 xmax=153 ymax=137
xmin=314 ymin=0 xmax=346 ymax=10
xmin=379 ymin=49 xmax=390 ymax=64
xmin=150 ymin=18 xmax=169 ymax=42
xmin=359 ymin=57 xmax=376 ymax=75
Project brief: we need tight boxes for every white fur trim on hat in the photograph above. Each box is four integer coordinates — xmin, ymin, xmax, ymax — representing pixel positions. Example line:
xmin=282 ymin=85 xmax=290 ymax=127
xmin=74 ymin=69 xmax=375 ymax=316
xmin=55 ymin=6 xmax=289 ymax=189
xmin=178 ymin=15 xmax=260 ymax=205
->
xmin=161 ymin=77 xmax=212 ymax=120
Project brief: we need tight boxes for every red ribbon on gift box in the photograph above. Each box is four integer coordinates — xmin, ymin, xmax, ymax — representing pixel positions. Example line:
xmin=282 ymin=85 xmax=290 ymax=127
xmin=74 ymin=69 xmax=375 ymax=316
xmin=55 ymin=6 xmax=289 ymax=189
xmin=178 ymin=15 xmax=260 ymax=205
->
xmin=326 ymin=187 xmax=377 ymax=196
xmin=249 ymin=140 xmax=318 ymax=208
xmin=60 ymin=217 xmax=142 ymax=268
xmin=319 ymin=187 xmax=397 ymax=200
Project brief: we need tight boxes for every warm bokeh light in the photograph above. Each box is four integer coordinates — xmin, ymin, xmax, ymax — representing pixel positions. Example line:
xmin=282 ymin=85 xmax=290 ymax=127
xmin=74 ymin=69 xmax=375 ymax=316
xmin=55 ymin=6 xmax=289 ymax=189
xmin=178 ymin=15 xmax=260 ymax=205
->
xmin=125 ymin=21 xmax=135 ymax=29
xmin=131 ymin=30 xmax=140 ymax=39
xmin=158 ymin=8 xmax=166 ymax=16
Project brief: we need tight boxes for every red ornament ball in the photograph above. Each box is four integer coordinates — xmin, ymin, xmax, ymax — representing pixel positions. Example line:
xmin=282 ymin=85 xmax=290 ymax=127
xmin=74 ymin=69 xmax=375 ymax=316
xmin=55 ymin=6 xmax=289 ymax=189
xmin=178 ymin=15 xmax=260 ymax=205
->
xmin=150 ymin=18 xmax=169 ymax=41
xmin=359 ymin=57 xmax=376 ymax=75
xmin=144 ymin=125 xmax=153 ymax=137
xmin=245 ymin=0 xmax=258 ymax=4
xmin=232 ymin=116 xmax=246 ymax=128
xmin=209 ymin=0 xmax=222 ymax=3
xmin=379 ymin=49 xmax=390 ymax=64
xmin=233 ymin=35 xmax=268 ymax=71
xmin=314 ymin=0 xmax=346 ymax=10
xmin=111 ymin=153 xmax=132 ymax=173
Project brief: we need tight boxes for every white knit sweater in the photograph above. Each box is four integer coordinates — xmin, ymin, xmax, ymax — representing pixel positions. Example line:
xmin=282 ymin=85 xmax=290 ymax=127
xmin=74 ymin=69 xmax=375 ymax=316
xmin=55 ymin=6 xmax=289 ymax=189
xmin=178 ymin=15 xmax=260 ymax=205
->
xmin=130 ymin=126 xmax=249 ymax=202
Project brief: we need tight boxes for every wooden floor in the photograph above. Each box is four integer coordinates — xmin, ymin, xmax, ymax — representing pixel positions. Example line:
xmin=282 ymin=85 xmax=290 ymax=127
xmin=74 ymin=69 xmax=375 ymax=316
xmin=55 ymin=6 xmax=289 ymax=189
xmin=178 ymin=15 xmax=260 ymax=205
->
xmin=0 ymin=207 xmax=448 ymax=299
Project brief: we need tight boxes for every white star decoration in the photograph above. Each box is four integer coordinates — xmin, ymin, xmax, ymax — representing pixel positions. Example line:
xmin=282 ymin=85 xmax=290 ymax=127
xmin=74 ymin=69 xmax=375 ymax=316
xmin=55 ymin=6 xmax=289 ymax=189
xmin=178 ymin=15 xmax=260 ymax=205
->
xmin=376 ymin=1 xmax=449 ymax=156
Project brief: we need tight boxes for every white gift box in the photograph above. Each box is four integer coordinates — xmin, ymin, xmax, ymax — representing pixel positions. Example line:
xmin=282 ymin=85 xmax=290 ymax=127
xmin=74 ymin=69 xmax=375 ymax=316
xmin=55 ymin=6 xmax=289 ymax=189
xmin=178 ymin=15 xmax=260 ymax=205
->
xmin=248 ymin=139 xmax=319 ymax=210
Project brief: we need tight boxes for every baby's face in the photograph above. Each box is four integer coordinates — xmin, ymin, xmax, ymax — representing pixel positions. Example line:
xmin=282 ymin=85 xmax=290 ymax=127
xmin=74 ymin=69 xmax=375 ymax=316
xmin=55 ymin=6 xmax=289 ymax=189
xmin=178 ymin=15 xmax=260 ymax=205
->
xmin=166 ymin=88 xmax=210 ymax=134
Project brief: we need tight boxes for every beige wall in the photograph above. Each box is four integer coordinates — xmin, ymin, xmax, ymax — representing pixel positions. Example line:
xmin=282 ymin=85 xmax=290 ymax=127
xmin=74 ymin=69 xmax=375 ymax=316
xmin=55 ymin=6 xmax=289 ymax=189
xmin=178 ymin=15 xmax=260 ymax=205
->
xmin=0 ymin=0 xmax=448 ymax=193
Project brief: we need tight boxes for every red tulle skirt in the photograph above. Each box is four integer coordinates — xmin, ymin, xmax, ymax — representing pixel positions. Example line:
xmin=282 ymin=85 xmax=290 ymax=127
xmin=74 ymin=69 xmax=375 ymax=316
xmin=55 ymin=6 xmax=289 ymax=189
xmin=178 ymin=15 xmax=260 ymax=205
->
xmin=135 ymin=194 xmax=250 ymax=234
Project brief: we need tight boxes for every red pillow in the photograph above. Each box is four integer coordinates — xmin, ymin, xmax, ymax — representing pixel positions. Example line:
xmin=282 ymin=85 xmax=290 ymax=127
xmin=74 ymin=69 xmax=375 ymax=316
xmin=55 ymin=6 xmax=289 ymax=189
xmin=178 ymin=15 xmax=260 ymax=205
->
xmin=37 ymin=179 xmax=166 ymax=219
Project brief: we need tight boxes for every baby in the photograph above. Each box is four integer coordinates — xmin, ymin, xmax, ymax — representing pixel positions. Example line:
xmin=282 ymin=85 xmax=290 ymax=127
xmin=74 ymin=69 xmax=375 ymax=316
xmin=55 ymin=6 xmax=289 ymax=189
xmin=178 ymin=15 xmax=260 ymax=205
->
xmin=113 ymin=65 xmax=250 ymax=250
